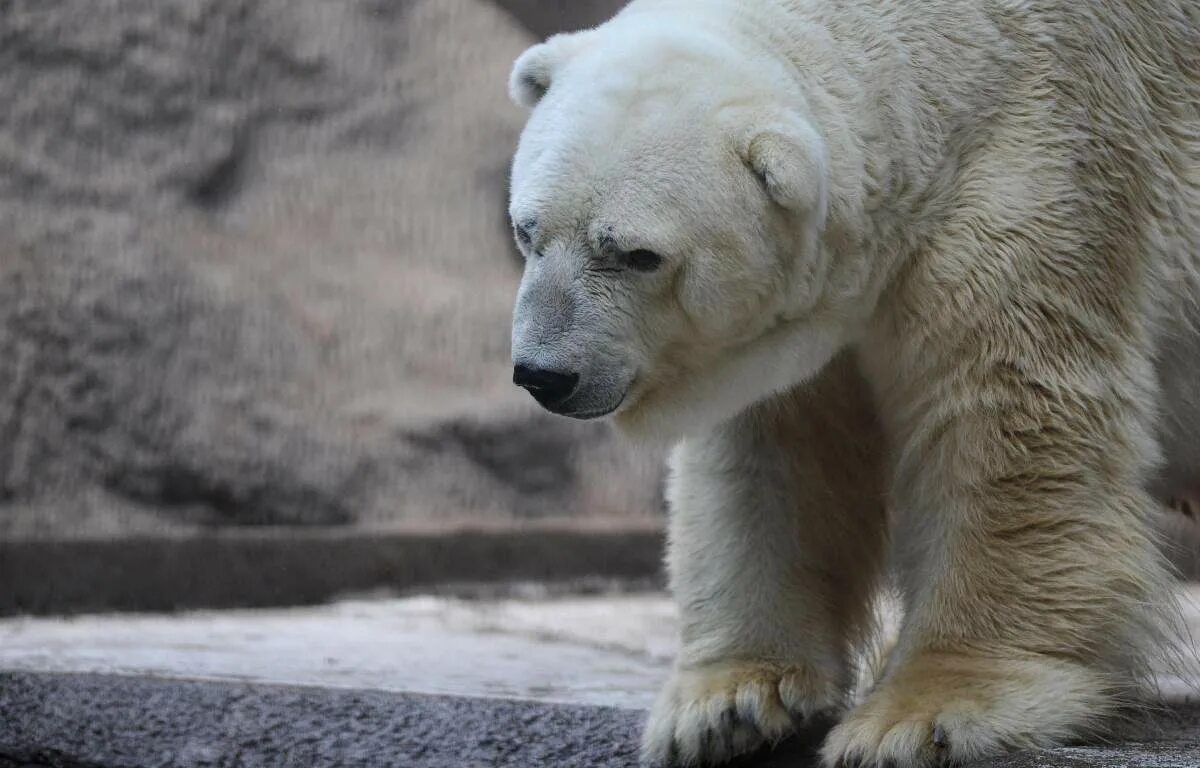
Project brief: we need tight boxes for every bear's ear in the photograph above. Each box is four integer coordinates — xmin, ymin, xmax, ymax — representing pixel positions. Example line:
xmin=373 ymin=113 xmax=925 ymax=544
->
xmin=508 ymin=34 xmax=582 ymax=108
xmin=740 ymin=116 xmax=829 ymax=221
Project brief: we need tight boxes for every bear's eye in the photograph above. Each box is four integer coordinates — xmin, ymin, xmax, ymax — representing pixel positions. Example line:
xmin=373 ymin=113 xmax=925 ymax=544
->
xmin=624 ymin=249 xmax=663 ymax=272
xmin=515 ymin=225 xmax=532 ymax=248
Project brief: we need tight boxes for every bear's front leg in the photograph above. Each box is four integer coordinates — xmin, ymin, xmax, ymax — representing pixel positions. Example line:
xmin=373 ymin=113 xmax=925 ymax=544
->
xmin=644 ymin=354 xmax=888 ymax=767
xmin=824 ymin=304 xmax=1174 ymax=767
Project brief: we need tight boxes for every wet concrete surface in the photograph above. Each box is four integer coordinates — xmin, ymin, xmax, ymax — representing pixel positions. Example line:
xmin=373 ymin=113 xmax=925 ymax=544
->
xmin=0 ymin=594 xmax=676 ymax=709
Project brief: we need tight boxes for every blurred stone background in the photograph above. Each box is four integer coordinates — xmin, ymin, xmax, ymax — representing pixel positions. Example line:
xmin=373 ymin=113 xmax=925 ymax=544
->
xmin=0 ymin=0 xmax=658 ymax=540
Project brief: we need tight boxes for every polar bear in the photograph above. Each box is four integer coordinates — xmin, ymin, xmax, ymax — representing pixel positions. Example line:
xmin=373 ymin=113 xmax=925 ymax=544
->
xmin=504 ymin=0 xmax=1200 ymax=766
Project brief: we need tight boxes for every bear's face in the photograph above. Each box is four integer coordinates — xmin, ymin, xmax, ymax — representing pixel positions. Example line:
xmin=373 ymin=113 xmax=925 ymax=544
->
xmin=508 ymin=19 xmax=840 ymax=442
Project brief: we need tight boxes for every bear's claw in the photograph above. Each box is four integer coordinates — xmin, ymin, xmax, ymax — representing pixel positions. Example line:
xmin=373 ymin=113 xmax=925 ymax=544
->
xmin=931 ymin=725 xmax=948 ymax=750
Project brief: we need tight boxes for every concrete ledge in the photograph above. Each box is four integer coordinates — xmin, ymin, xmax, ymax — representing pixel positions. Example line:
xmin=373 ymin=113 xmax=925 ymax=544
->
xmin=2 ymin=672 xmax=1199 ymax=768
xmin=0 ymin=523 xmax=665 ymax=616
xmin=6 ymin=523 xmax=1197 ymax=618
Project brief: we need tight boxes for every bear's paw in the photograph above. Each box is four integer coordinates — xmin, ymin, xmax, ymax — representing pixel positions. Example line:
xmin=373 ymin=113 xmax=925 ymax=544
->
xmin=820 ymin=651 xmax=1109 ymax=768
xmin=642 ymin=659 xmax=841 ymax=767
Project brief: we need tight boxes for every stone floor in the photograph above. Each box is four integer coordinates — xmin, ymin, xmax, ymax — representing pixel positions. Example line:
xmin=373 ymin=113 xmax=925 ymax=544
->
xmin=2 ymin=587 xmax=1200 ymax=767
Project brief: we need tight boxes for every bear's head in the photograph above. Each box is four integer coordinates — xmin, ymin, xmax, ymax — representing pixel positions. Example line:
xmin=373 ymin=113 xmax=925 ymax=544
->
xmin=507 ymin=12 xmax=847 ymax=443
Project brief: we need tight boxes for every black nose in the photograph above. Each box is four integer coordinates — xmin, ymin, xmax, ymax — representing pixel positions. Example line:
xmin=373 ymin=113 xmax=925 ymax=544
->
xmin=513 ymin=364 xmax=579 ymax=408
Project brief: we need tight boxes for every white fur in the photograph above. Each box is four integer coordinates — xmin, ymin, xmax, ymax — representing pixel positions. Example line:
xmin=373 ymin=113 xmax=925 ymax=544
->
xmin=506 ymin=0 xmax=1199 ymax=766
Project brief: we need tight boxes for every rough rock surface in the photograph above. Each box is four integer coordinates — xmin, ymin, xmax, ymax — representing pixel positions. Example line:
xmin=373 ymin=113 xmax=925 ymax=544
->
xmin=0 ymin=0 xmax=661 ymax=536
xmin=2 ymin=672 xmax=1199 ymax=768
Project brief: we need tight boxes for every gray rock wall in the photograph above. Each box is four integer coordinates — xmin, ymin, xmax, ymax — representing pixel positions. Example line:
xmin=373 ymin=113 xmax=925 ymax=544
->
xmin=0 ymin=0 xmax=661 ymax=536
